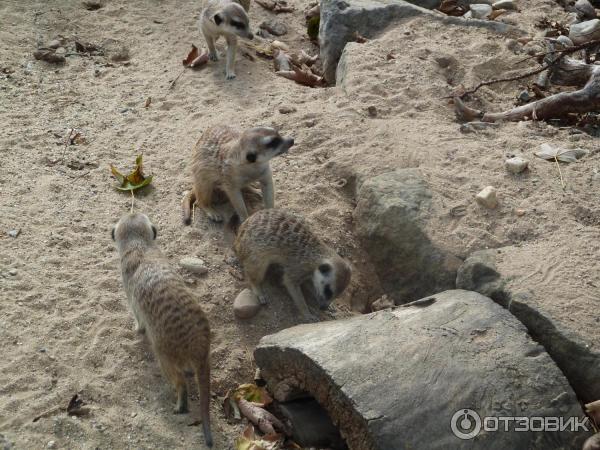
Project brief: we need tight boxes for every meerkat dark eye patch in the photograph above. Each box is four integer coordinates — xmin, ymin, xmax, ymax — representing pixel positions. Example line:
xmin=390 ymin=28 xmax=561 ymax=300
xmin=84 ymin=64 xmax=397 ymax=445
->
xmin=267 ymin=136 xmax=282 ymax=148
xmin=246 ymin=153 xmax=257 ymax=163
xmin=151 ymin=225 xmax=157 ymax=240
xmin=230 ymin=20 xmax=244 ymax=29
xmin=324 ymin=285 xmax=333 ymax=300
xmin=111 ymin=227 xmax=115 ymax=241
xmin=214 ymin=13 xmax=223 ymax=25
xmin=319 ymin=263 xmax=331 ymax=275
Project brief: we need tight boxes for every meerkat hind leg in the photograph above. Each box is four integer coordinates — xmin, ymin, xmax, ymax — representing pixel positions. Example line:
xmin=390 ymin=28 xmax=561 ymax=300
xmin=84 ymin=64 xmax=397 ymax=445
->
xmin=195 ymin=184 xmax=223 ymax=222
xmin=159 ymin=357 xmax=189 ymax=414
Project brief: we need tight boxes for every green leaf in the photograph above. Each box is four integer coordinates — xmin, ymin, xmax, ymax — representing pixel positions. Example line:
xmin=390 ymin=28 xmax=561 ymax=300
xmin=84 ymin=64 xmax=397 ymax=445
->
xmin=110 ymin=154 xmax=153 ymax=191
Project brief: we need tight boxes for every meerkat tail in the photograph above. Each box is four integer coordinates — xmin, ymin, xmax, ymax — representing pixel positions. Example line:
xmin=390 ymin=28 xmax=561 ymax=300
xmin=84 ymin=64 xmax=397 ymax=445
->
xmin=195 ymin=356 xmax=213 ymax=447
xmin=182 ymin=191 xmax=196 ymax=225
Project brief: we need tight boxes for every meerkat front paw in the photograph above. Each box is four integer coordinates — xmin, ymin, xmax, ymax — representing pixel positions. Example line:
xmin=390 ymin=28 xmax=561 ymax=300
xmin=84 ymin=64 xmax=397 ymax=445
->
xmin=225 ymin=71 xmax=236 ymax=80
xmin=174 ymin=404 xmax=189 ymax=414
xmin=209 ymin=52 xmax=219 ymax=62
xmin=205 ymin=209 xmax=223 ymax=223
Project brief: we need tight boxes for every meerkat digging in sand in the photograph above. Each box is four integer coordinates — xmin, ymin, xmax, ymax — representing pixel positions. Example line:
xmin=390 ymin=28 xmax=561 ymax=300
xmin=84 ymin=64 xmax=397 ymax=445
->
xmin=182 ymin=126 xmax=294 ymax=225
xmin=199 ymin=0 xmax=253 ymax=80
xmin=112 ymin=213 xmax=213 ymax=447
xmin=233 ymin=209 xmax=352 ymax=322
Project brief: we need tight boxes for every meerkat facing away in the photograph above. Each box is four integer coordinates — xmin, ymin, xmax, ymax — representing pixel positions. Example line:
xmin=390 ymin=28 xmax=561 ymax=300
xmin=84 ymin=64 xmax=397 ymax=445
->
xmin=112 ymin=213 xmax=212 ymax=447
xmin=200 ymin=0 xmax=253 ymax=80
xmin=233 ymin=209 xmax=352 ymax=322
xmin=182 ymin=126 xmax=294 ymax=225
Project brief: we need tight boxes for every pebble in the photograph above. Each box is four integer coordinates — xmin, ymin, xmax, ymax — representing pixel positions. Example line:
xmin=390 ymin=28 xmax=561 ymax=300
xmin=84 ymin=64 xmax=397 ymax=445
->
xmin=7 ymin=229 xmax=20 ymax=238
xmin=233 ymin=289 xmax=261 ymax=319
xmin=259 ymin=20 xmax=287 ymax=36
xmin=47 ymin=39 xmax=62 ymax=49
xmin=367 ymin=106 xmax=378 ymax=117
xmin=556 ymin=35 xmax=574 ymax=48
xmin=469 ymin=4 xmax=493 ymax=19
xmin=475 ymin=186 xmax=498 ymax=209
xmin=278 ymin=106 xmax=297 ymax=114
xmin=7 ymin=269 xmax=17 ymax=276
xmin=492 ymin=0 xmax=516 ymax=10
xmin=505 ymin=156 xmax=529 ymax=174
xmin=569 ymin=19 xmax=600 ymax=45
xmin=517 ymin=90 xmax=530 ymax=103
xmin=47 ymin=441 xmax=56 ymax=449
xmin=179 ymin=257 xmax=208 ymax=275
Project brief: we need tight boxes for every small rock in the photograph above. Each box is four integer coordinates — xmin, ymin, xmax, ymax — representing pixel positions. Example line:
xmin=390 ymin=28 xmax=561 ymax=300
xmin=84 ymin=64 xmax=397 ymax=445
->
xmin=515 ymin=208 xmax=526 ymax=216
xmin=556 ymin=35 xmax=574 ymax=48
xmin=371 ymin=295 xmax=394 ymax=311
xmin=575 ymin=0 xmax=597 ymax=21
xmin=7 ymin=229 xmax=20 ymax=238
xmin=233 ymin=289 xmax=261 ymax=319
xmin=367 ymin=106 xmax=378 ymax=117
xmin=47 ymin=441 xmax=56 ymax=449
xmin=569 ymin=19 xmax=600 ymax=45
xmin=7 ymin=269 xmax=17 ymax=276
xmin=517 ymin=90 xmax=530 ymax=103
xmin=259 ymin=20 xmax=287 ymax=36
xmin=47 ymin=39 xmax=62 ymax=49
xmin=33 ymin=49 xmax=65 ymax=64
xmin=279 ymin=106 xmax=297 ymax=114
xmin=476 ymin=186 xmax=499 ymax=209
xmin=492 ymin=0 xmax=516 ymax=10
xmin=179 ymin=257 xmax=208 ymax=275
xmin=505 ymin=156 xmax=529 ymax=174
xmin=470 ymin=4 xmax=493 ymax=19
xmin=83 ymin=0 xmax=104 ymax=10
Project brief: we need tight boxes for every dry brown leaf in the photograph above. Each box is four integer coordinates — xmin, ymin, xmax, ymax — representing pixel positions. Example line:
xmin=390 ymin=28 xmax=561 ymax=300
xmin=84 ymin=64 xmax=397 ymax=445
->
xmin=182 ymin=45 xmax=199 ymax=66
xmin=489 ymin=9 xmax=506 ymax=20
xmin=144 ymin=97 xmax=152 ymax=108
xmin=238 ymin=399 xmax=287 ymax=435
xmin=586 ymin=400 xmax=600 ymax=426
xmin=276 ymin=66 xmax=324 ymax=87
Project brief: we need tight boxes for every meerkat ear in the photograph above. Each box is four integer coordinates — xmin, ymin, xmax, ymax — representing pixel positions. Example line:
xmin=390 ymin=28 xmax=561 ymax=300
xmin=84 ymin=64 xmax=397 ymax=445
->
xmin=319 ymin=263 xmax=332 ymax=275
xmin=151 ymin=225 xmax=157 ymax=240
xmin=111 ymin=227 xmax=116 ymax=241
xmin=214 ymin=13 xmax=223 ymax=25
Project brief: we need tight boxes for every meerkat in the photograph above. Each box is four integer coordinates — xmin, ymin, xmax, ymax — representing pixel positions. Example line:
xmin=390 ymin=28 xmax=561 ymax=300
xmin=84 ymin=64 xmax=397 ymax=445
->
xmin=233 ymin=208 xmax=352 ymax=322
xmin=112 ymin=213 xmax=213 ymax=447
xmin=200 ymin=0 xmax=253 ymax=80
xmin=182 ymin=126 xmax=294 ymax=225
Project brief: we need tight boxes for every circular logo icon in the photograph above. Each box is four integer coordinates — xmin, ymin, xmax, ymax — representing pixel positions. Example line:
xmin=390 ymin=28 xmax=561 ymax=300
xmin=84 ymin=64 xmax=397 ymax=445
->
xmin=451 ymin=409 xmax=482 ymax=440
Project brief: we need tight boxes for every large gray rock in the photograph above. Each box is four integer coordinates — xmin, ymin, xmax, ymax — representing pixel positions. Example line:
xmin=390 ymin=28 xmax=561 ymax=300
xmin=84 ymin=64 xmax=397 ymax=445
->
xmin=353 ymin=169 xmax=462 ymax=304
xmin=255 ymin=290 xmax=589 ymax=450
xmin=320 ymin=0 xmax=515 ymax=84
xmin=457 ymin=248 xmax=600 ymax=404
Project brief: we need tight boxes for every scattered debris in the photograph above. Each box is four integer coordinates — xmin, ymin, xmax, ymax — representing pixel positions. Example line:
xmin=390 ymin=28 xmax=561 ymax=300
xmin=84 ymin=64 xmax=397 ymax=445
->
xmin=255 ymin=0 xmax=295 ymax=13
xmin=353 ymin=32 xmax=368 ymax=43
xmin=110 ymin=155 xmax=153 ymax=192
xmin=82 ymin=0 xmax=104 ymax=10
xmin=74 ymin=41 xmax=102 ymax=55
xmin=371 ymin=294 xmax=394 ymax=311
xmin=144 ymin=97 xmax=151 ymax=108
xmin=7 ymin=229 xmax=21 ymax=238
xmin=278 ymin=106 xmax=297 ymax=114
xmin=367 ymin=105 xmax=378 ymax=117
xmin=33 ymin=394 xmax=90 ymax=422
xmin=438 ymin=0 xmax=466 ymax=17
xmin=475 ymin=186 xmax=499 ymax=209
xmin=234 ymin=425 xmax=284 ymax=450
xmin=170 ymin=45 xmax=210 ymax=89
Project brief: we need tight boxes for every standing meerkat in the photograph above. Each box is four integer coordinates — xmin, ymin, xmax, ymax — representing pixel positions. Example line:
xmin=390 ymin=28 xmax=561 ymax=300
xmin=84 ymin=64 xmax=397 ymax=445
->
xmin=182 ymin=126 xmax=294 ymax=225
xmin=200 ymin=0 xmax=253 ymax=80
xmin=112 ymin=213 xmax=213 ymax=447
xmin=233 ymin=209 xmax=352 ymax=322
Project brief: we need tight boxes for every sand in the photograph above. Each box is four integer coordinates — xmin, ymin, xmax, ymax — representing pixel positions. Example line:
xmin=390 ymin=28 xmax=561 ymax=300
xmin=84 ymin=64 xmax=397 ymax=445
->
xmin=0 ymin=0 xmax=598 ymax=448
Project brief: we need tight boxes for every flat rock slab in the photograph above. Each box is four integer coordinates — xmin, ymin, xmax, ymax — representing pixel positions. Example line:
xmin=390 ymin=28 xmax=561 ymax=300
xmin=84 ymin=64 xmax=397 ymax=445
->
xmin=255 ymin=290 xmax=589 ymax=450
xmin=457 ymin=242 xmax=600 ymax=404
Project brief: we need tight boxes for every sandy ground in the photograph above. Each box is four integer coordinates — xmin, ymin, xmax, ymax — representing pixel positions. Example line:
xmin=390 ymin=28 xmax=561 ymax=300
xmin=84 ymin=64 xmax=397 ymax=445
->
xmin=1 ymin=0 xmax=598 ymax=448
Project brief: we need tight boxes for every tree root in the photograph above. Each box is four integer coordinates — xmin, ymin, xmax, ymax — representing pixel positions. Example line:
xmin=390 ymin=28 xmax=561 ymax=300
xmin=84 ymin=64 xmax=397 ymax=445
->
xmin=455 ymin=57 xmax=600 ymax=123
